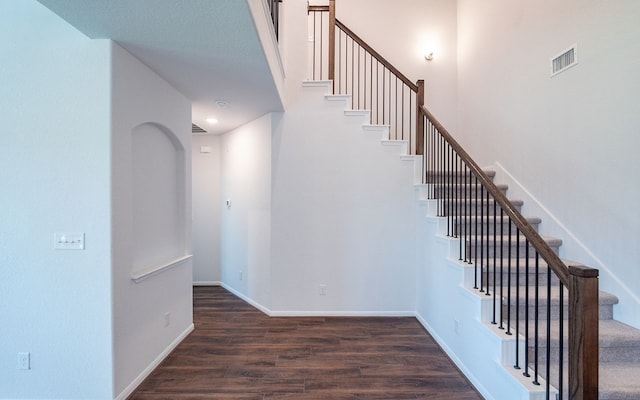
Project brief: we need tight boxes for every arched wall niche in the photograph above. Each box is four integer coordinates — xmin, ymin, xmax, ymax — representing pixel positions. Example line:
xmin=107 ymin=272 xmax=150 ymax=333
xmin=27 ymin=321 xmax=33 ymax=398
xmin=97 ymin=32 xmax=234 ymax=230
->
xmin=131 ymin=122 xmax=187 ymax=275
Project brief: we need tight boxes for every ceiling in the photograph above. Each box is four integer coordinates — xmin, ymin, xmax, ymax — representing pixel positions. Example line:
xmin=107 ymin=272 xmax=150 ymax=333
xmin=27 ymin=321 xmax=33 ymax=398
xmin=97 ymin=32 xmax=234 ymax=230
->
xmin=38 ymin=0 xmax=284 ymax=135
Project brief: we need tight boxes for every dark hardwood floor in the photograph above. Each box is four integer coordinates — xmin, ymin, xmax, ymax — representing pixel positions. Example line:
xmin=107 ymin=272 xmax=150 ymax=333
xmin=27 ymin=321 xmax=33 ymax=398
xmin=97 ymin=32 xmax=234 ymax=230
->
xmin=129 ymin=286 xmax=483 ymax=399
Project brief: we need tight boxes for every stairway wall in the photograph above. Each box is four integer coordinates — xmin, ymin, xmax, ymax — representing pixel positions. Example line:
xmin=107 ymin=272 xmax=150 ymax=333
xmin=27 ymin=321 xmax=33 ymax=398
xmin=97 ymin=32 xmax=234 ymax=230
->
xmin=457 ymin=0 xmax=640 ymax=328
xmin=269 ymin=84 xmax=418 ymax=314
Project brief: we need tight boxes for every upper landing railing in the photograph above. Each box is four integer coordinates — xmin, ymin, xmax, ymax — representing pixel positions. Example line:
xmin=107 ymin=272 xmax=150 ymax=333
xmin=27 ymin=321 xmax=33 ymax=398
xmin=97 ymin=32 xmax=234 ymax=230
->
xmin=269 ymin=0 xmax=283 ymax=40
xmin=308 ymin=1 xmax=424 ymax=155
xmin=307 ymin=2 xmax=599 ymax=399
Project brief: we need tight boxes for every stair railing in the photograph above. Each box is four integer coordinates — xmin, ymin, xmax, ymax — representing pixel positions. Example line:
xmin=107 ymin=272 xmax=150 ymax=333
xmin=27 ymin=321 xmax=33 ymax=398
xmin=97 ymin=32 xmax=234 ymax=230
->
xmin=308 ymin=0 xmax=424 ymax=155
xmin=268 ymin=0 xmax=283 ymax=40
xmin=307 ymin=2 xmax=599 ymax=398
xmin=420 ymin=105 xmax=599 ymax=400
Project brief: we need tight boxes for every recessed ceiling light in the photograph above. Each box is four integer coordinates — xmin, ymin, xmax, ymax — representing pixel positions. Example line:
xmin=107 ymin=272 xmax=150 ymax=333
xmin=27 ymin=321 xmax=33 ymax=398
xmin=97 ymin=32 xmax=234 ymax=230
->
xmin=206 ymin=118 xmax=218 ymax=124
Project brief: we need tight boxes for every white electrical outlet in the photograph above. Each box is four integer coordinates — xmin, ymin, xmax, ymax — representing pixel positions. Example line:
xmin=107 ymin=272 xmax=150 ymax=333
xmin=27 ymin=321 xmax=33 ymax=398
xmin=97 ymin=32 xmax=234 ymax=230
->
xmin=17 ymin=352 xmax=30 ymax=370
xmin=454 ymin=319 xmax=460 ymax=335
xmin=319 ymin=284 xmax=327 ymax=296
xmin=239 ymin=271 xmax=244 ymax=281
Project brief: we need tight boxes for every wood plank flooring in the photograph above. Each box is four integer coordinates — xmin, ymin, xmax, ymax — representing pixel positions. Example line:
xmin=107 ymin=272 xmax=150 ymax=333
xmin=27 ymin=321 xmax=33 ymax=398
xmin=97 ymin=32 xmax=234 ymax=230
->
xmin=128 ymin=286 xmax=484 ymax=399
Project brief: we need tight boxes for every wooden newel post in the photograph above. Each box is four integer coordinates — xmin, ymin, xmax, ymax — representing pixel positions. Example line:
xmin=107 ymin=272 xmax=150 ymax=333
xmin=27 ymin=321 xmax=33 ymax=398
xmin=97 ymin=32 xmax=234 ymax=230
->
xmin=415 ymin=80 xmax=425 ymax=155
xmin=328 ymin=0 xmax=336 ymax=92
xmin=568 ymin=264 xmax=599 ymax=400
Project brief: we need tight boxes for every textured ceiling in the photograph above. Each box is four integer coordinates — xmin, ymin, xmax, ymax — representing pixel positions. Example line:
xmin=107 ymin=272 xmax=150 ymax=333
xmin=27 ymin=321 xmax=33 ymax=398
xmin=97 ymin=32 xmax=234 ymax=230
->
xmin=38 ymin=0 xmax=283 ymax=135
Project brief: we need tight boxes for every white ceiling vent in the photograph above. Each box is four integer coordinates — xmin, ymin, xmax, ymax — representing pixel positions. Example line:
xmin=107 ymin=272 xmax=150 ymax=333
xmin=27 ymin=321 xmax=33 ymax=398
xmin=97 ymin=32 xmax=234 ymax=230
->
xmin=551 ymin=44 xmax=578 ymax=77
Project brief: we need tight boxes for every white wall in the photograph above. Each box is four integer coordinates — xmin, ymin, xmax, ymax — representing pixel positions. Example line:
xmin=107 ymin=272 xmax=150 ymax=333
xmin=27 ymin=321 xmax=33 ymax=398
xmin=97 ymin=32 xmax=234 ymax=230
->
xmin=457 ymin=0 xmax=640 ymax=327
xmin=235 ymin=0 xmax=416 ymax=315
xmin=192 ymin=135 xmax=222 ymax=284
xmin=0 ymin=2 xmax=113 ymax=398
xmin=270 ymin=83 xmax=417 ymax=314
xmin=110 ymin=43 xmax=193 ymax=398
xmin=219 ymin=114 xmax=273 ymax=308
xmin=334 ymin=0 xmax=458 ymax=130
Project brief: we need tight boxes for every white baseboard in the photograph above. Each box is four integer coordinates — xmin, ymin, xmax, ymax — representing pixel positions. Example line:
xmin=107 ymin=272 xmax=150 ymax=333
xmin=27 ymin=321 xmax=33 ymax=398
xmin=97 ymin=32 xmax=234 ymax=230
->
xmin=218 ymin=282 xmax=414 ymax=318
xmin=113 ymin=323 xmax=194 ymax=400
xmin=269 ymin=310 xmax=415 ymax=317
xmin=414 ymin=312 xmax=495 ymax=400
xmin=193 ymin=280 xmax=221 ymax=286
xmin=219 ymin=282 xmax=272 ymax=315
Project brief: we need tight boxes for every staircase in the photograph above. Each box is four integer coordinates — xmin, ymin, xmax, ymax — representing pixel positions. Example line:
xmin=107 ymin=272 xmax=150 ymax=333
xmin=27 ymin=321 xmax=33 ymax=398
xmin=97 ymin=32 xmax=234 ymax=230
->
xmin=302 ymin=75 xmax=640 ymax=399
xmin=428 ymin=173 xmax=640 ymax=399
xmin=305 ymin=4 xmax=640 ymax=398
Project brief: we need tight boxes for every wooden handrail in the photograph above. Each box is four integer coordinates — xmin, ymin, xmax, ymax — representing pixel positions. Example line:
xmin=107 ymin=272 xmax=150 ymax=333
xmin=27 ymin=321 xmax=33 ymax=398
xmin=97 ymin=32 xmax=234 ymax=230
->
xmin=307 ymin=5 xmax=329 ymax=13
xmin=419 ymin=104 xmax=599 ymax=400
xmin=335 ymin=19 xmax=418 ymax=92
xmin=420 ymin=104 xmax=569 ymax=284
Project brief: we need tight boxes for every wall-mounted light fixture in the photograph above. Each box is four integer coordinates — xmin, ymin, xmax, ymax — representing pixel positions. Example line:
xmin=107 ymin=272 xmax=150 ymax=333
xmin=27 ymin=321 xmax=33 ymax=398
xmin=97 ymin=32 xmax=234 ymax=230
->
xmin=424 ymin=52 xmax=434 ymax=61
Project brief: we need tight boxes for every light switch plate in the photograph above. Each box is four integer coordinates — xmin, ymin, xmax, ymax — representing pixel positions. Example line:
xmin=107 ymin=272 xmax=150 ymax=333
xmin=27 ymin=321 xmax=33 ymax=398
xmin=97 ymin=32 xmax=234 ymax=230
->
xmin=54 ymin=232 xmax=85 ymax=250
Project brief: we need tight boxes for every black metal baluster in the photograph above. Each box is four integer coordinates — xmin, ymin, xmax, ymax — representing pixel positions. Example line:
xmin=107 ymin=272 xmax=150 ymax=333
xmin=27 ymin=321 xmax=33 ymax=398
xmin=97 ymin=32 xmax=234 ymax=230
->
xmin=514 ymin=229 xmax=521 ymax=370
xmin=479 ymin=185 xmax=485 ymax=293
xmin=473 ymin=175 xmax=479 ymax=288
xmin=485 ymin=189 xmax=491 ymax=296
xmin=382 ymin=67 xmax=385 ymax=125
xmin=394 ymin=78 xmax=398 ymax=140
xmin=388 ymin=70 xmax=392 ymax=137
xmin=558 ymin=284 xmax=564 ymax=400
xmin=492 ymin=199 xmax=497 ymax=322
xmin=424 ymin=120 xmax=429 ymax=187
xmin=402 ymin=85 xmax=405 ymax=143
xmin=506 ymin=219 xmax=512 ymax=336
xmin=465 ymin=166 xmax=471 ymax=263
xmin=452 ymin=151 xmax=457 ymax=239
xmin=363 ymin=51 xmax=367 ymax=114
xmin=448 ymin=144 xmax=453 ymax=236
xmin=457 ymin=158 xmax=462 ymax=247
xmin=312 ymin=13 xmax=317 ymax=79
xmin=524 ymin=240 xmax=530 ymax=377
xmin=456 ymin=158 xmax=462 ymax=247
xmin=447 ymin=143 xmax=452 ymax=231
xmin=439 ymin=134 xmax=445 ymax=217
xmin=350 ymin=39 xmax=354 ymax=107
xmin=334 ymin=28 xmax=339 ymax=90
xmin=357 ymin=44 xmax=361 ymax=108
xmin=546 ymin=265 xmax=552 ymax=400
xmin=499 ymin=208 xmax=504 ymax=330
xmin=442 ymin=139 xmax=446 ymax=218
xmin=320 ymin=13 xmax=324 ymax=80
xmin=369 ymin=53 xmax=372 ymax=115
xmin=376 ymin=60 xmax=379 ymax=124
xmin=533 ymin=252 xmax=540 ymax=385
xmin=428 ymin=117 xmax=431 ymax=181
